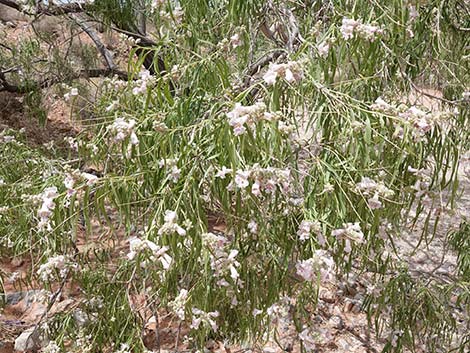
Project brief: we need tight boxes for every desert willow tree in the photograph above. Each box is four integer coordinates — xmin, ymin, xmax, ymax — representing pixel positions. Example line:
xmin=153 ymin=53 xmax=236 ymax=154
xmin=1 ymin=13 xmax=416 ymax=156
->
xmin=0 ymin=0 xmax=469 ymax=352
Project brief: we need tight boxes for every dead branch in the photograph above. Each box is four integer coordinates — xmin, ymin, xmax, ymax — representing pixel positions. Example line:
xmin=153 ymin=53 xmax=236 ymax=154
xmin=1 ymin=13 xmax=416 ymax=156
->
xmin=68 ymin=13 xmax=116 ymax=71
xmin=0 ymin=0 xmax=87 ymax=16
xmin=0 ymin=68 xmax=129 ymax=93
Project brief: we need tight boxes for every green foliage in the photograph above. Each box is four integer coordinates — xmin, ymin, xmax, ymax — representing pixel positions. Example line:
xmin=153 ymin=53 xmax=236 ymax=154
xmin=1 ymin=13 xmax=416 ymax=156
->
xmin=0 ymin=0 xmax=469 ymax=352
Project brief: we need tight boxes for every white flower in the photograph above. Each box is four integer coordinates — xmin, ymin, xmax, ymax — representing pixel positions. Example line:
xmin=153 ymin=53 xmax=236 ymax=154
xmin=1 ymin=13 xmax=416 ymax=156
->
xmin=247 ymin=220 xmax=258 ymax=234
xmin=367 ymin=193 xmax=383 ymax=209
xmin=37 ymin=255 xmax=77 ymax=282
xmin=263 ymin=61 xmax=303 ymax=85
xmin=158 ymin=210 xmax=187 ymax=236
xmin=234 ymin=170 xmax=251 ymax=189
xmin=107 ymin=118 xmax=139 ymax=145
xmin=230 ymin=33 xmax=242 ymax=48
xmin=227 ymin=102 xmax=268 ymax=136
xmin=127 ymin=237 xmax=173 ymax=269
xmin=191 ymin=308 xmax=219 ymax=331
xmin=296 ymin=258 xmax=316 ymax=281
xmin=297 ymin=220 xmax=322 ymax=241
xmin=340 ymin=18 xmax=361 ymax=39
xmin=332 ymin=222 xmax=364 ymax=252
xmin=37 ymin=187 xmax=59 ymax=231
xmin=317 ymin=41 xmax=330 ymax=58
xmin=169 ymin=289 xmax=189 ymax=320
xmin=215 ymin=166 xmax=232 ymax=179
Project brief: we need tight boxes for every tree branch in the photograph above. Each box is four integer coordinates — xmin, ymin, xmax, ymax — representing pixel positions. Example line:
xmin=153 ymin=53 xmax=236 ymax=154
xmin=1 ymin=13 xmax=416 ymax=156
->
xmin=0 ymin=0 xmax=88 ymax=16
xmin=0 ymin=68 xmax=129 ymax=93
xmin=68 ymin=13 xmax=116 ymax=71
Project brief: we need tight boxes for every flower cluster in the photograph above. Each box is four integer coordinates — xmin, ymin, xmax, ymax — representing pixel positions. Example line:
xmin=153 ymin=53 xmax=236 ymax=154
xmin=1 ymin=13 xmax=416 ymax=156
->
xmin=107 ymin=118 xmax=139 ymax=145
xmin=37 ymin=187 xmax=59 ymax=231
xmin=371 ymin=97 xmax=443 ymax=140
xmin=355 ymin=177 xmax=394 ymax=210
xmin=227 ymin=102 xmax=275 ymax=136
xmin=317 ymin=41 xmax=330 ymax=58
xmin=191 ymin=308 xmax=219 ymax=332
xmin=295 ymin=250 xmax=334 ymax=282
xmin=201 ymin=232 xmax=240 ymax=285
xmin=263 ymin=61 xmax=303 ymax=85
xmin=332 ymin=222 xmax=364 ymax=253
xmin=127 ymin=237 xmax=172 ymax=269
xmin=157 ymin=210 xmax=187 ymax=236
xmin=132 ymin=69 xmax=153 ymax=95
xmin=37 ymin=254 xmax=78 ymax=282
xmin=297 ymin=220 xmax=324 ymax=244
xmin=169 ymin=289 xmax=189 ymax=320
xmin=340 ymin=18 xmax=384 ymax=41
xmin=218 ymin=164 xmax=293 ymax=197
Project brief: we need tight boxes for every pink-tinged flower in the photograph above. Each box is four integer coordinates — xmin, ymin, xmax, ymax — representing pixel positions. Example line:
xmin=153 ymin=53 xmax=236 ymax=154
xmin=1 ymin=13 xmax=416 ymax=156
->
xmin=296 ymin=258 xmax=316 ymax=281
xmin=297 ymin=220 xmax=322 ymax=241
xmin=215 ymin=166 xmax=232 ymax=179
xmin=340 ymin=18 xmax=361 ymax=39
xmin=317 ymin=41 xmax=330 ymax=58
xmin=230 ymin=33 xmax=242 ymax=48
xmin=247 ymin=220 xmax=258 ymax=234
xmin=234 ymin=170 xmax=251 ymax=189
xmin=332 ymin=222 xmax=364 ymax=243
xmin=367 ymin=193 xmax=382 ymax=209
xmin=263 ymin=61 xmax=303 ymax=85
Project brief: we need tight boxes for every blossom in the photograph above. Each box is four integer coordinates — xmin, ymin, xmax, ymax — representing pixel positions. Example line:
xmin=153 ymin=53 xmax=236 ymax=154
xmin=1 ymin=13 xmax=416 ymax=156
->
xmin=201 ymin=232 xmax=229 ymax=249
xmin=234 ymin=170 xmax=251 ymax=189
xmin=263 ymin=61 xmax=303 ymax=85
xmin=340 ymin=18 xmax=383 ymax=41
xmin=37 ymin=254 xmax=78 ymax=282
xmin=332 ymin=222 xmax=364 ymax=252
xmin=230 ymin=33 xmax=242 ymax=48
xmin=370 ymin=97 xmax=395 ymax=113
xmin=107 ymin=118 xmax=139 ymax=145
xmin=247 ymin=220 xmax=258 ymax=234
xmin=340 ymin=18 xmax=361 ymax=39
xmin=37 ymin=187 xmax=59 ymax=231
xmin=169 ymin=289 xmax=189 ymax=320
xmin=132 ymin=69 xmax=153 ymax=95
xmin=211 ymin=249 xmax=240 ymax=280
xmin=191 ymin=308 xmax=219 ymax=331
xmin=297 ymin=220 xmax=322 ymax=241
xmin=127 ymin=237 xmax=172 ymax=269
xmin=227 ymin=102 xmax=269 ymax=136
xmin=295 ymin=250 xmax=334 ymax=282
xmin=317 ymin=41 xmax=330 ymax=58
xmin=158 ymin=210 xmax=187 ymax=236
xmin=215 ymin=166 xmax=232 ymax=179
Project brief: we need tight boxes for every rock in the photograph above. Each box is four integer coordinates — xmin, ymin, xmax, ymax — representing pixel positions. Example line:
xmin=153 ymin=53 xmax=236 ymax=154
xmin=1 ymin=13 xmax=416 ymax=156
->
xmin=11 ymin=257 xmax=24 ymax=267
xmin=14 ymin=327 xmax=41 ymax=352
xmin=4 ymin=290 xmax=42 ymax=306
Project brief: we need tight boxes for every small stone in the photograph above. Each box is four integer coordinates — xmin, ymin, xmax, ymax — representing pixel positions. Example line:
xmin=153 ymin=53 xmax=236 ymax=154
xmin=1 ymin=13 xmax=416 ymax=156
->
xmin=14 ymin=328 xmax=41 ymax=352
xmin=11 ymin=257 xmax=24 ymax=267
xmin=328 ymin=315 xmax=344 ymax=329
